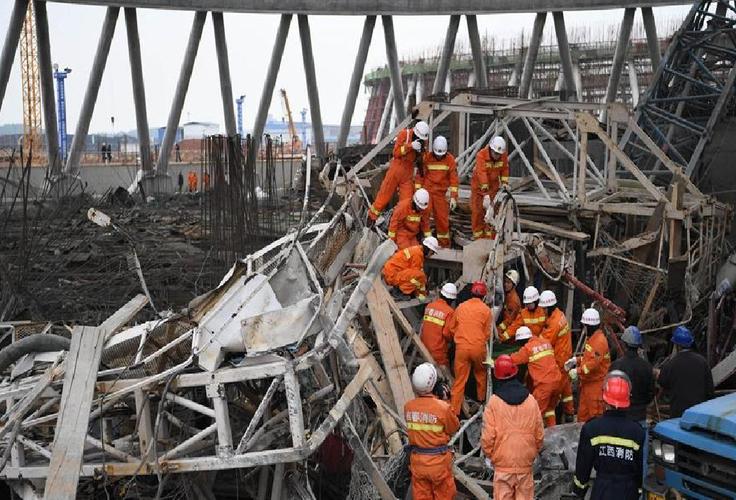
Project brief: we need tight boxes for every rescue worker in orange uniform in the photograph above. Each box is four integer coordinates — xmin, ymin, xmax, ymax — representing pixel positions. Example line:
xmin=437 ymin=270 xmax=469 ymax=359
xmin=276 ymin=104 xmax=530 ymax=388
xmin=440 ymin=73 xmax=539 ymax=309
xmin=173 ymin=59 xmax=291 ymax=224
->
xmin=538 ymin=290 xmax=575 ymax=420
xmin=510 ymin=326 xmax=562 ymax=427
xmin=481 ymin=355 xmax=544 ymax=500
xmin=368 ymin=121 xmax=430 ymax=222
xmin=565 ymin=308 xmax=611 ymax=422
xmin=382 ymin=237 xmax=440 ymax=301
xmin=387 ymin=188 xmax=432 ymax=249
xmin=446 ymin=281 xmax=492 ymax=415
xmin=405 ymin=363 xmax=459 ymax=500
xmin=416 ymin=136 xmax=459 ymax=248
xmin=471 ymin=136 xmax=509 ymax=239
xmin=187 ymin=171 xmax=198 ymax=192
xmin=420 ymin=283 xmax=457 ymax=369
xmin=497 ymin=269 xmax=522 ymax=339
xmin=502 ymin=286 xmax=546 ymax=342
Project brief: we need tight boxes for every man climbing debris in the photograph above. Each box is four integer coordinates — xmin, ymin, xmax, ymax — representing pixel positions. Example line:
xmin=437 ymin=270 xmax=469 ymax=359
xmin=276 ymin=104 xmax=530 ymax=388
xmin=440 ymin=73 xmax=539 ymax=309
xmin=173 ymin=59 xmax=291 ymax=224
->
xmin=387 ymin=188 xmax=432 ymax=249
xmin=405 ymin=363 xmax=459 ymax=500
xmin=417 ymin=135 xmax=459 ymax=248
xmin=471 ymin=136 xmax=509 ymax=239
xmin=419 ymin=283 xmax=457 ymax=369
xmin=503 ymin=286 xmax=546 ymax=342
xmin=382 ymin=237 xmax=439 ymax=301
xmin=497 ymin=269 xmax=521 ymax=340
xmin=539 ymin=289 xmax=574 ymax=421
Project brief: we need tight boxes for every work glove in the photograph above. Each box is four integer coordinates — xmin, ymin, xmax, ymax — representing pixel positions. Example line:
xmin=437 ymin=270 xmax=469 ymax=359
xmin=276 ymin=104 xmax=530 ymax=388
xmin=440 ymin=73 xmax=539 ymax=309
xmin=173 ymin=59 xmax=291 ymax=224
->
xmin=482 ymin=194 xmax=491 ymax=209
xmin=411 ymin=140 xmax=422 ymax=152
xmin=568 ymin=368 xmax=578 ymax=381
xmin=564 ymin=357 xmax=577 ymax=371
xmin=449 ymin=198 xmax=457 ymax=212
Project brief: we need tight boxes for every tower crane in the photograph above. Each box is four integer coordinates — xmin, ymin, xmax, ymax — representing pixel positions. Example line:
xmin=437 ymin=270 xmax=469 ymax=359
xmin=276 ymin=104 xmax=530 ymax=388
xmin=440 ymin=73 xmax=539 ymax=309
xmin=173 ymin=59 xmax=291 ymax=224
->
xmin=19 ymin=1 xmax=42 ymax=164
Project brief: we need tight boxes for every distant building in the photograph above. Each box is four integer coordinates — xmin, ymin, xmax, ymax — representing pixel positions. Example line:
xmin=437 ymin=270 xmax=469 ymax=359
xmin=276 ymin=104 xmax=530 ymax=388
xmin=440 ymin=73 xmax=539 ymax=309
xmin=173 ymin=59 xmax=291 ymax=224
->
xmin=182 ymin=121 xmax=219 ymax=139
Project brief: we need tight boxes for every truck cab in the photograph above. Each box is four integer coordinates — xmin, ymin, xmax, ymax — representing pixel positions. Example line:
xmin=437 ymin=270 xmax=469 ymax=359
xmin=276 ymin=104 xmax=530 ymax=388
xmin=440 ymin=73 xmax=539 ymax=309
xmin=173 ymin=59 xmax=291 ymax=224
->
xmin=649 ymin=393 xmax=736 ymax=499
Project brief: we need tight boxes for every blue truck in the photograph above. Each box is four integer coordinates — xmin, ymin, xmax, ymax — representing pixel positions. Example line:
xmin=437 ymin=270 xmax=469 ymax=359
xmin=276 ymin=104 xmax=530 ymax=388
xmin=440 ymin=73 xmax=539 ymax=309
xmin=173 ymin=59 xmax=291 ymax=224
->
xmin=648 ymin=392 xmax=736 ymax=499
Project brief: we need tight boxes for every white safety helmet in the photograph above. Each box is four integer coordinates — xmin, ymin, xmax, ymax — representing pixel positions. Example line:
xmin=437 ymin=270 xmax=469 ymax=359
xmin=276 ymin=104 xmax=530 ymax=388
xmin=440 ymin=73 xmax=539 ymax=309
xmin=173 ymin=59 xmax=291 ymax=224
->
xmin=505 ymin=269 xmax=520 ymax=286
xmin=422 ymin=236 xmax=440 ymax=253
xmin=539 ymin=290 xmax=557 ymax=308
xmin=581 ymin=308 xmax=601 ymax=326
xmin=412 ymin=362 xmax=437 ymax=395
xmin=413 ymin=188 xmax=430 ymax=210
xmin=413 ymin=121 xmax=430 ymax=141
xmin=515 ymin=326 xmax=533 ymax=341
xmin=432 ymin=135 xmax=448 ymax=156
xmin=522 ymin=286 xmax=540 ymax=304
xmin=440 ymin=283 xmax=458 ymax=300
xmin=490 ymin=136 xmax=507 ymax=155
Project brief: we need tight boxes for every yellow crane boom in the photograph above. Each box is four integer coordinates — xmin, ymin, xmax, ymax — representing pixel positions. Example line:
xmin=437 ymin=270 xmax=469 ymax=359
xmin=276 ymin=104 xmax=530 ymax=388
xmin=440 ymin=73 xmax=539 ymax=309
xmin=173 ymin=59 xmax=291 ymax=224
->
xmin=20 ymin=1 xmax=42 ymax=164
xmin=279 ymin=88 xmax=300 ymax=149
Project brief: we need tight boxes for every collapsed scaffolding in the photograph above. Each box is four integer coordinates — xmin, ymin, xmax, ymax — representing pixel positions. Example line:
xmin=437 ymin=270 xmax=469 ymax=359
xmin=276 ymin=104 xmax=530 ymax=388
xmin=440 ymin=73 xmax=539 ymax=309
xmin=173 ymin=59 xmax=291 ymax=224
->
xmin=0 ymin=92 xmax=731 ymax=499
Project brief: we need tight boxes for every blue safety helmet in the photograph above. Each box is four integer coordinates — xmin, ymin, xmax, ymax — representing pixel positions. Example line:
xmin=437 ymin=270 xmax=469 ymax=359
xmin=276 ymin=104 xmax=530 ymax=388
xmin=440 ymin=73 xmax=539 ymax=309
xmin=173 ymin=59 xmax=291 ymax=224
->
xmin=621 ymin=326 xmax=642 ymax=347
xmin=671 ymin=326 xmax=694 ymax=347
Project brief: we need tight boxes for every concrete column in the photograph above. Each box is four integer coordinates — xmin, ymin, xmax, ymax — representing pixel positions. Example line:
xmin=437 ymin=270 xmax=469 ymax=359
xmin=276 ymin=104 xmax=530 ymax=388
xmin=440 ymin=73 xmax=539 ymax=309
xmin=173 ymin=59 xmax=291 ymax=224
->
xmin=519 ymin=12 xmax=547 ymax=98
xmin=508 ymin=41 xmax=524 ymax=86
xmin=604 ymin=8 xmax=635 ymax=105
xmin=156 ymin=11 xmax=206 ymax=174
xmin=640 ymin=7 xmax=660 ymax=71
xmin=552 ymin=11 xmax=576 ymax=99
xmin=432 ymin=15 xmax=460 ymax=94
xmin=337 ymin=16 xmax=375 ymax=150
xmin=298 ymin=15 xmax=325 ymax=158
xmin=573 ymin=63 xmax=583 ymax=100
xmin=125 ymin=8 xmax=152 ymax=172
xmin=0 ymin=0 xmax=28 ymax=113
xmin=212 ymin=12 xmax=236 ymax=137
xmin=466 ymin=15 xmax=488 ymax=89
xmin=382 ymin=15 xmax=405 ymax=122
xmin=66 ymin=7 xmax=119 ymax=174
xmin=252 ymin=14 xmax=291 ymax=150
xmin=628 ymin=58 xmax=639 ymax=107
xmin=34 ymin=0 xmax=61 ymax=175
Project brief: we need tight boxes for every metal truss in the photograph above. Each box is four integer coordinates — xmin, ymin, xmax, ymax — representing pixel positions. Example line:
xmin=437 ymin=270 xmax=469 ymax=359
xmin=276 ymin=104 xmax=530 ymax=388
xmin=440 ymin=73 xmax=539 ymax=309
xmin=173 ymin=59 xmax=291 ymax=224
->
xmin=621 ymin=0 xmax=736 ymax=184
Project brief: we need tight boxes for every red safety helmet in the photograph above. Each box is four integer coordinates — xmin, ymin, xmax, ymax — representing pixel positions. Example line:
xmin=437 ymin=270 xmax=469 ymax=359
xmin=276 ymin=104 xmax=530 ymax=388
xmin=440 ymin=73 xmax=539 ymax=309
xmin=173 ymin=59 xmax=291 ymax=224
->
xmin=471 ymin=281 xmax=488 ymax=298
xmin=494 ymin=355 xmax=518 ymax=380
xmin=602 ymin=370 xmax=631 ymax=409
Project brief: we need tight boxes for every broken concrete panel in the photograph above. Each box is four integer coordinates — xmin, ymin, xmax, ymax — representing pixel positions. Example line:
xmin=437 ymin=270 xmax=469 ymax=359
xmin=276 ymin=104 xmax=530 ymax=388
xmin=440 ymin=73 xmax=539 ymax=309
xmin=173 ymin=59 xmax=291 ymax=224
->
xmin=269 ymin=250 xmax=315 ymax=307
xmin=242 ymin=295 xmax=321 ymax=355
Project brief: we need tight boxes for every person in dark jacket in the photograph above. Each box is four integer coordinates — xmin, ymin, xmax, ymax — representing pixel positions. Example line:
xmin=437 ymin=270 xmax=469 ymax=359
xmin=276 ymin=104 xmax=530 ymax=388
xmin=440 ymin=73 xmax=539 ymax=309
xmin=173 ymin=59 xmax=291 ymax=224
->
xmin=610 ymin=326 xmax=654 ymax=425
xmin=656 ymin=326 xmax=715 ymax=418
xmin=573 ymin=371 xmax=645 ymax=500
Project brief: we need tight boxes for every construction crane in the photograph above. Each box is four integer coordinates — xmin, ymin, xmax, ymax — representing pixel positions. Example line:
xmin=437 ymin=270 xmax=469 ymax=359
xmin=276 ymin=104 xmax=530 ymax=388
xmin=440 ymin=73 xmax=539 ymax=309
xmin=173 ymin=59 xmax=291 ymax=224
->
xmin=279 ymin=88 xmax=301 ymax=152
xmin=236 ymin=94 xmax=245 ymax=137
xmin=53 ymin=64 xmax=71 ymax=163
xmin=19 ymin=1 xmax=42 ymax=164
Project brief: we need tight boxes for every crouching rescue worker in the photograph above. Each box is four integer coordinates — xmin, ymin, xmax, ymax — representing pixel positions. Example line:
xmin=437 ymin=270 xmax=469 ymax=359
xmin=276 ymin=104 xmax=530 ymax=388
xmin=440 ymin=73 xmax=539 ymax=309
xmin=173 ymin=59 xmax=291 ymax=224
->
xmin=502 ymin=286 xmax=546 ymax=342
xmin=368 ymin=121 xmax=429 ymax=222
xmin=416 ymin=135 xmax=459 ymax=247
xmin=565 ymin=308 xmax=611 ymax=422
xmin=405 ymin=363 xmax=459 ymax=500
xmin=481 ymin=355 xmax=544 ymax=499
xmin=497 ymin=270 xmax=521 ymax=340
xmin=510 ymin=326 xmax=562 ymax=427
xmin=573 ymin=371 xmax=645 ymax=500
xmin=420 ymin=283 xmax=457 ymax=369
xmin=538 ymin=290 xmax=575 ymax=420
xmin=446 ymin=281 xmax=492 ymax=415
xmin=382 ymin=237 xmax=440 ymax=301
xmin=387 ymin=188 xmax=432 ymax=249
xmin=471 ymin=136 xmax=509 ymax=239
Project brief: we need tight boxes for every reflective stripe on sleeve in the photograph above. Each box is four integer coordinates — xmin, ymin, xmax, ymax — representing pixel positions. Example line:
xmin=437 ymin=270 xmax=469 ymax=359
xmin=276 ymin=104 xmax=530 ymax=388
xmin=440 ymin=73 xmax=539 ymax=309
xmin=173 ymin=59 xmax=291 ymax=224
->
xmin=415 ymin=183 xmax=422 ymax=189
xmin=480 ymin=183 xmax=489 ymax=190
xmin=544 ymin=410 xmax=556 ymax=418
xmin=529 ymin=349 xmax=554 ymax=362
xmin=437 ymin=233 xmax=450 ymax=239
xmin=423 ymin=315 xmax=446 ymax=326
xmin=558 ymin=325 xmax=570 ymax=337
xmin=388 ymin=231 xmax=396 ymax=238
xmin=406 ymin=215 xmax=421 ymax=222
xmin=562 ymin=396 xmax=574 ymax=403
xmin=403 ymin=249 xmax=411 ymax=259
xmin=585 ymin=344 xmax=593 ymax=352
xmin=574 ymin=476 xmax=588 ymax=489
xmin=369 ymin=205 xmax=381 ymax=216
xmin=449 ymin=186 xmax=458 ymax=192
xmin=582 ymin=365 xmax=590 ymax=375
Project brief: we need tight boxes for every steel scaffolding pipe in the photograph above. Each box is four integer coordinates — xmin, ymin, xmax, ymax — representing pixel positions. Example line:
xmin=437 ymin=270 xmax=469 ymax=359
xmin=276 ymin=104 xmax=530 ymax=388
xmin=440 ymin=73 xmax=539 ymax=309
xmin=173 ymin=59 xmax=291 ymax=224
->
xmin=0 ymin=0 xmax=28 ymax=113
xmin=298 ymin=15 xmax=326 ymax=158
xmin=125 ymin=8 xmax=153 ymax=172
xmin=212 ymin=12 xmax=237 ymax=137
xmin=382 ymin=15 xmax=406 ymax=122
xmin=519 ymin=12 xmax=547 ymax=98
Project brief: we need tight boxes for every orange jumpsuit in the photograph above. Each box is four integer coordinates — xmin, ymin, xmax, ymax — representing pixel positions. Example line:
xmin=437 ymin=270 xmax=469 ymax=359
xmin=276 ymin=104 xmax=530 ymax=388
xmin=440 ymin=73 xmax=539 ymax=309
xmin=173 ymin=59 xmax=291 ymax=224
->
xmin=502 ymin=307 xmax=546 ymax=342
xmin=369 ymin=128 xmax=418 ymax=220
xmin=471 ymin=147 xmax=509 ymax=239
xmin=540 ymin=308 xmax=574 ymax=415
xmin=445 ymin=297 xmax=492 ymax=415
xmin=382 ymin=246 xmax=427 ymax=300
xmin=405 ymin=394 xmax=460 ymax=500
xmin=416 ymin=152 xmax=459 ymax=248
xmin=481 ymin=390 xmax=544 ymax=500
xmin=420 ymin=298 xmax=454 ymax=366
xmin=575 ymin=329 xmax=611 ymax=422
xmin=511 ymin=336 xmax=562 ymax=427
xmin=497 ymin=288 xmax=522 ymax=339
xmin=387 ymin=198 xmax=432 ymax=250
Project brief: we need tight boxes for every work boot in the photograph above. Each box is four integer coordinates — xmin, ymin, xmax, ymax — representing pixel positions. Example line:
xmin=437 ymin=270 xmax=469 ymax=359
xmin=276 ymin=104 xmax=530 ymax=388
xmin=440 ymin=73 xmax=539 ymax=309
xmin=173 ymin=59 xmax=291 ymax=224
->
xmin=563 ymin=413 xmax=577 ymax=424
xmin=389 ymin=287 xmax=409 ymax=301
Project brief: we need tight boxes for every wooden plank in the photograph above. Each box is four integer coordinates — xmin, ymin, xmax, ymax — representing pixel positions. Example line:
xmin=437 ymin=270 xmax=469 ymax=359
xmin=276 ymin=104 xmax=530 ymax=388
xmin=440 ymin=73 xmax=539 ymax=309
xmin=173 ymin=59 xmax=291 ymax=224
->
xmin=101 ymin=294 xmax=149 ymax=342
xmin=342 ymin=416 xmax=397 ymax=500
xmin=366 ymin=279 xmax=414 ymax=416
xmin=44 ymin=326 xmax=106 ymax=500
xmin=668 ymin=179 xmax=684 ymax=260
xmin=382 ymin=285 xmax=436 ymax=365
xmin=519 ymin=218 xmax=590 ymax=241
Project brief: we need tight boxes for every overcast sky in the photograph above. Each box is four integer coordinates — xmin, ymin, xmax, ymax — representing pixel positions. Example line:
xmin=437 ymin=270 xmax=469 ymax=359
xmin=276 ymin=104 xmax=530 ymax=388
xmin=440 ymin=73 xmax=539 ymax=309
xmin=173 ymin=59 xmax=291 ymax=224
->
xmin=0 ymin=3 xmax=691 ymax=134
